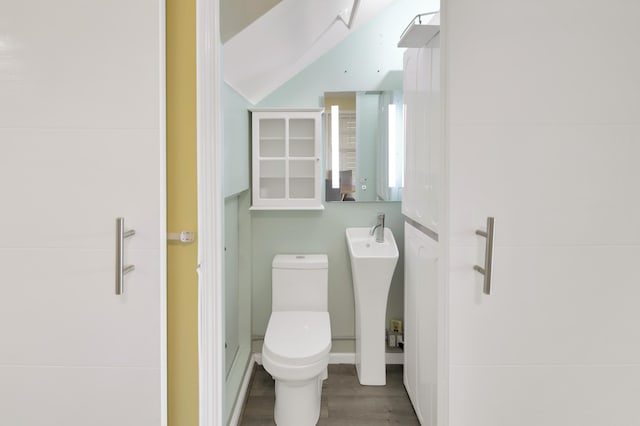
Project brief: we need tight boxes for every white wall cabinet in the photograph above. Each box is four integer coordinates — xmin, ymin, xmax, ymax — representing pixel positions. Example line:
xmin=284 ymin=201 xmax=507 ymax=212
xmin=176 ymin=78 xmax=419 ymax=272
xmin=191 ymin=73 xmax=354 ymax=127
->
xmin=404 ymin=222 xmax=439 ymax=426
xmin=402 ymin=35 xmax=441 ymax=232
xmin=251 ymin=109 xmax=323 ymax=210
xmin=402 ymin=21 xmax=442 ymax=426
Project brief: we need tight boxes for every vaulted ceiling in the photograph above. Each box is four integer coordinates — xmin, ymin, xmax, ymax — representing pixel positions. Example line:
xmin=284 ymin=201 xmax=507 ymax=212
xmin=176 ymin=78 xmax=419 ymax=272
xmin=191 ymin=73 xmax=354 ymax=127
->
xmin=220 ymin=0 xmax=282 ymax=43
xmin=222 ymin=0 xmax=396 ymax=104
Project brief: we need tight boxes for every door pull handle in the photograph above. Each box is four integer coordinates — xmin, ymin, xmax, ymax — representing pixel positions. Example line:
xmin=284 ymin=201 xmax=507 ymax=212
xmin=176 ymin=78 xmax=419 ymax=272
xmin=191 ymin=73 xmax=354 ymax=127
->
xmin=115 ymin=217 xmax=136 ymax=295
xmin=474 ymin=217 xmax=495 ymax=295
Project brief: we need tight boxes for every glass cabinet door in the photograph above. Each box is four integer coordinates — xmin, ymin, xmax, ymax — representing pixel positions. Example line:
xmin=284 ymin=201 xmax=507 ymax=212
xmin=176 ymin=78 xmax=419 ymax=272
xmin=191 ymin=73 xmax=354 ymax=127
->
xmin=259 ymin=159 xmax=286 ymax=199
xmin=288 ymin=118 xmax=315 ymax=157
xmin=259 ymin=118 xmax=285 ymax=157
xmin=257 ymin=117 xmax=286 ymax=200
xmin=289 ymin=159 xmax=315 ymax=199
xmin=288 ymin=118 xmax=316 ymax=200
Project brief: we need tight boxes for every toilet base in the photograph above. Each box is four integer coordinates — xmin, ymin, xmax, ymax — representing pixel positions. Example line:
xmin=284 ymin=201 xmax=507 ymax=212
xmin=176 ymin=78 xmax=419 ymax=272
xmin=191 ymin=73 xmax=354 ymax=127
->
xmin=274 ymin=374 xmax=324 ymax=426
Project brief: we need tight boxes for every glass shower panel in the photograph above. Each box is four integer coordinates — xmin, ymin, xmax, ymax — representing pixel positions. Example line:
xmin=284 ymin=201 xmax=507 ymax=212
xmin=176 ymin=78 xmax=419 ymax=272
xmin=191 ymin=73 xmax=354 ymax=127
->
xmin=224 ymin=197 xmax=239 ymax=376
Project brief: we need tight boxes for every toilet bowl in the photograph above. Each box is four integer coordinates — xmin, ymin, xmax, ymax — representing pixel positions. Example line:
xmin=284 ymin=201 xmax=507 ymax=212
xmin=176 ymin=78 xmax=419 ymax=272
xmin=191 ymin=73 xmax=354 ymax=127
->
xmin=262 ymin=255 xmax=332 ymax=426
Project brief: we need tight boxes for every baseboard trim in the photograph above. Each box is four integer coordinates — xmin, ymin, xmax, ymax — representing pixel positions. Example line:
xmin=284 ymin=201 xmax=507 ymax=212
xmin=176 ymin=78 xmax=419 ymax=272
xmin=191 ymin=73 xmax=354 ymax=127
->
xmin=254 ymin=352 xmax=403 ymax=366
xmin=385 ymin=352 xmax=404 ymax=364
xmin=329 ymin=352 xmax=355 ymax=364
xmin=228 ymin=354 xmax=257 ymax=426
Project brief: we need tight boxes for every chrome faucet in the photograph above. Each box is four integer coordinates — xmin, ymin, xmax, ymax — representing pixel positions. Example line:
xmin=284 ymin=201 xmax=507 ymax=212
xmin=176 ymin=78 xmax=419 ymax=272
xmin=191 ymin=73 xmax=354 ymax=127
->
xmin=369 ymin=213 xmax=385 ymax=243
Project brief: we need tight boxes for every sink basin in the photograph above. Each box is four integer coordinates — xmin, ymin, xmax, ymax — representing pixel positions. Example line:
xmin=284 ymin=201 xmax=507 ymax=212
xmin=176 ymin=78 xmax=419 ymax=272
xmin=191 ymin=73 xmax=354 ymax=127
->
xmin=345 ymin=227 xmax=399 ymax=259
xmin=345 ymin=227 xmax=399 ymax=386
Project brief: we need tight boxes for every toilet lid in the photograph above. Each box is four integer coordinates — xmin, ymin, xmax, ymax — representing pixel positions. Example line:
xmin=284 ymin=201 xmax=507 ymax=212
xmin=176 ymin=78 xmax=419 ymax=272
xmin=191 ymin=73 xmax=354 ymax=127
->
xmin=263 ymin=311 xmax=331 ymax=366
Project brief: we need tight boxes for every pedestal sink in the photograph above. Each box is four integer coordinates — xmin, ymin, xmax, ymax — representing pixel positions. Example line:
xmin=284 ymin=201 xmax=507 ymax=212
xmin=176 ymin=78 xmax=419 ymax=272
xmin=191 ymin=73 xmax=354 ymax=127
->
xmin=345 ymin=227 xmax=399 ymax=385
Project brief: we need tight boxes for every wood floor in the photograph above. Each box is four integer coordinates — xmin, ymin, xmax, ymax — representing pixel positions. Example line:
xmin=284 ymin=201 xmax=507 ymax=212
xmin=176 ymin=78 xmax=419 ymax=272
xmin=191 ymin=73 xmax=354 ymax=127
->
xmin=239 ymin=364 xmax=420 ymax=425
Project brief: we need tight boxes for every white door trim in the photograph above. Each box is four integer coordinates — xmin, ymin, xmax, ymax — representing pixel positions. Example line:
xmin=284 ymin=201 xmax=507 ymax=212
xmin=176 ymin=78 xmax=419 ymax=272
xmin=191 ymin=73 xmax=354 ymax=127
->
xmin=438 ymin=2 xmax=450 ymax=425
xmin=158 ymin=0 xmax=168 ymax=424
xmin=196 ymin=0 xmax=224 ymax=425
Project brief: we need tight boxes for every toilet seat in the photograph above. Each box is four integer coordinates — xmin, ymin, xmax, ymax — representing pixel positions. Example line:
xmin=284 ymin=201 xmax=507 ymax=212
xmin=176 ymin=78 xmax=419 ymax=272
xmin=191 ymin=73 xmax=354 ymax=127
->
xmin=263 ymin=311 xmax=331 ymax=366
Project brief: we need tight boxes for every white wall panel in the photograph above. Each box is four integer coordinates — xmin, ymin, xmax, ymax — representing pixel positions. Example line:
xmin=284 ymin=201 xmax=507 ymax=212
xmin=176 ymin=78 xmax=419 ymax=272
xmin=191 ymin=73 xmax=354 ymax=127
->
xmin=450 ymin=365 xmax=640 ymax=426
xmin=0 ymin=366 xmax=161 ymax=426
xmin=446 ymin=0 xmax=640 ymax=126
xmin=0 ymin=249 xmax=160 ymax=367
xmin=450 ymin=245 xmax=640 ymax=365
xmin=448 ymin=124 xmax=640 ymax=247
xmin=0 ymin=0 xmax=160 ymax=130
xmin=0 ymin=129 xmax=161 ymax=250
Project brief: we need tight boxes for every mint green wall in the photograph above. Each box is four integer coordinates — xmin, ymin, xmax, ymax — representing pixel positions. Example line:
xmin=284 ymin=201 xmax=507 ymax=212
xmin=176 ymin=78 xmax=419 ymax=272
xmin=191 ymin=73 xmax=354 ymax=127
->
xmin=249 ymin=0 xmax=436 ymax=352
xmin=222 ymin=82 xmax=251 ymax=197
xmin=251 ymin=202 xmax=404 ymax=352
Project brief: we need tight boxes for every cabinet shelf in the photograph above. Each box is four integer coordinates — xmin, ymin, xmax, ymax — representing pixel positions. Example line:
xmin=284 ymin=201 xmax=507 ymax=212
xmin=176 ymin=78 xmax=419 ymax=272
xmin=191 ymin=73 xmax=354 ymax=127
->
xmin=249 ymin=205 xmax=325 ymax=211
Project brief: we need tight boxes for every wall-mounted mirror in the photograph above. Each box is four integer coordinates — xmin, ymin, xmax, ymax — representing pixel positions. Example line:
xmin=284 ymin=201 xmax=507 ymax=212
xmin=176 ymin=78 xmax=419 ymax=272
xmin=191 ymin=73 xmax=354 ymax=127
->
xmin=324 ymin=90 xmax=404 ymax=202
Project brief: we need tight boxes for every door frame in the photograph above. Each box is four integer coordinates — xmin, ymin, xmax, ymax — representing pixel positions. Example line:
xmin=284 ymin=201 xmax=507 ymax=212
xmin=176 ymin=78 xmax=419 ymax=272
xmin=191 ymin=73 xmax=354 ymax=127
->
xmin=196 ymin=0 xmax=224 ymax=425
xmin=193 ymin=1 xmax=451 ymax=425
xmin=159 ymin=2 xmax=168 ymax=425
xmin=438 ymin=1 xmax=450 ymax=424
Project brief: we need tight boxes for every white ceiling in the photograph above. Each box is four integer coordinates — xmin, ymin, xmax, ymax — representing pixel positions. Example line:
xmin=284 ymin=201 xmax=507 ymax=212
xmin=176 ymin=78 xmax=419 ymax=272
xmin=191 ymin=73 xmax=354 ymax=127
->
xmin=220 ymin=0 xmax=281 ymax=43
xmin=223 ymin=0 xmax=395 ymax=104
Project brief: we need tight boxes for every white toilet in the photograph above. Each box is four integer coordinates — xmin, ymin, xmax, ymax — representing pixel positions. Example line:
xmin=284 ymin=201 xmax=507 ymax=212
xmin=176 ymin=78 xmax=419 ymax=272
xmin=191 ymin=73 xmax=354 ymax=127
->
xmin=262 ymin=254 xmax=332 ymax=426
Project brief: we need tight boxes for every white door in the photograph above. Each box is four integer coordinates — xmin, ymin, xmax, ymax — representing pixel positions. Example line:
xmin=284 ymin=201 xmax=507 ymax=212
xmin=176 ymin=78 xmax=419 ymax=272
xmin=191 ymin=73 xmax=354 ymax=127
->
xmin=0 ymin=1 xmax=166 ymax=425
xmin=445 ymin=1 xmax=640 ymax=425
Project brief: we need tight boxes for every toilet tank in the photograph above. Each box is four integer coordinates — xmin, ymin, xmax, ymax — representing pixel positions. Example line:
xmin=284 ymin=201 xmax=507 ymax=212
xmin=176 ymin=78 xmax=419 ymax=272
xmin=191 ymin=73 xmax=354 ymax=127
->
xmin=272 ymin=254 xmax=328 ymax=312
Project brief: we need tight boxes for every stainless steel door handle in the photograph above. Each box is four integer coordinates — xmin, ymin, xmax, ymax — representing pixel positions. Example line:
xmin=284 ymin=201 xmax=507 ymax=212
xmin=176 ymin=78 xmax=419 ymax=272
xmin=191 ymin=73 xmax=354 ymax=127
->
xmin=474 ymin=217 xmax=495 ymax=295
xmin=115 ymin=217 xmax=135 ymax=295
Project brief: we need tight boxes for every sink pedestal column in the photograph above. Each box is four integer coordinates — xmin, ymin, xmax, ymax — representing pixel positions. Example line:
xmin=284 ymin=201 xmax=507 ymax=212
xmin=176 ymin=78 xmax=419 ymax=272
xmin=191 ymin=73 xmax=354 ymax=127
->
xmin=354 ymin=280 xmax=391 ymax=385
xmin=346 ymin=227 xmax=399 ymax=386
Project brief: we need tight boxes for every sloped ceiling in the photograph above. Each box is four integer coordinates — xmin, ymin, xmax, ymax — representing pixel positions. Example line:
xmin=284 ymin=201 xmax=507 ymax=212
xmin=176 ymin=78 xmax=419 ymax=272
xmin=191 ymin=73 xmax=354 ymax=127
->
xmin=220 ymin=0 xmax=282 ymax=43
xmin=223 ymin=0 xmax=395 ymax=104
